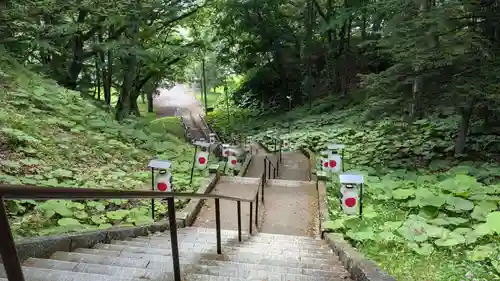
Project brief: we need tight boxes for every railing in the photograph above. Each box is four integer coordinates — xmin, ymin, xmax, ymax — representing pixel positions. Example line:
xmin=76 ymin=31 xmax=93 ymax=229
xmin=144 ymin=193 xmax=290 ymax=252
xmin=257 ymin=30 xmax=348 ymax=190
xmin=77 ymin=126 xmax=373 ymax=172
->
xmin=261 ymin=156 xmax=278 ymax=204
xmin=0 ymin=184 xmax=260 ymax=281
xmin=198 ymin=114 xmax=224 ymax=143
xmin=264 ymin=156 xmax=278 ymax=180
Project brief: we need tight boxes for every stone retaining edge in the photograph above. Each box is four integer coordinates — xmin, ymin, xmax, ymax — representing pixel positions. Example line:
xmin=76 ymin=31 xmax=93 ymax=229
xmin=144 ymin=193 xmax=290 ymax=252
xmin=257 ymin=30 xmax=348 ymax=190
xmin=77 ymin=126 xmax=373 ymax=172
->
xmin=176 ymin=172 xmax=220 ymax=226
xmin=5 ymin=172 xmax=221 ymax=262
xmin=324 ymin=232 xmax=397 ymax=281
xmin=257 ymin=141 xmax=271 ymax=153
xmin=299 ymin=147 xmax=317 ymax=182
xmin=317 ymin=180 xmax=331 ymax=236
xmin=237 ymin=152 xmax=252 ymax=177
xmin=318 ymin=180 xmax=396 ymax=281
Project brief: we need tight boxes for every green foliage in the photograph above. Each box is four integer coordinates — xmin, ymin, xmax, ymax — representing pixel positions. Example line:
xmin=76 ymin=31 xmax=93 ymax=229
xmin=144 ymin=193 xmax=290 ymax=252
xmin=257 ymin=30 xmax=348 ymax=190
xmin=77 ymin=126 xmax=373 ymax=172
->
xmin=0 ymin=59 xmax=208 ymax=238
xmin=249 ymin=104 xmax=500 ymax=281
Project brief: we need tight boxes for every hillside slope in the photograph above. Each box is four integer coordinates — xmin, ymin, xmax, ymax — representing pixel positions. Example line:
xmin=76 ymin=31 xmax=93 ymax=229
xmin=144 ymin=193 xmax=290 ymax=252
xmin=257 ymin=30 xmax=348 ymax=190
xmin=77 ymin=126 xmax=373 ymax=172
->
xmin=0 ymin=54 xmax=207 ymax=238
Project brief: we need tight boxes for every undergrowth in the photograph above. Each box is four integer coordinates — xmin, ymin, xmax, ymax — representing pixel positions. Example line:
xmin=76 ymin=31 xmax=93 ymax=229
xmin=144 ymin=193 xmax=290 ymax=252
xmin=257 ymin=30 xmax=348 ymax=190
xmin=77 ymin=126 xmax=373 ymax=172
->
xmin=246 ymin=99 xmax=500 ymax=281
xmin=0 ymin=53 xmax=211 ymax=238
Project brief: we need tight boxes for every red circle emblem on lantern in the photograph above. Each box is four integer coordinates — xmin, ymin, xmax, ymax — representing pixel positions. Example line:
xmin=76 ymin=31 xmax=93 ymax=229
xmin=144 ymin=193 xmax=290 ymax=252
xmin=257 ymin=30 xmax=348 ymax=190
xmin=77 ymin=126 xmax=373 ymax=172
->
xmin=231 ymin=159 xmax=237 ymax=165
xmin=345 ymin=197 xmax=356 ymax=207
xmin=224 ymin=151 xmax=229 ymax=156
xmin=157 ymin=182 xmax=168 ymax=192
xmin=199 ymin=157 xmax=206 ymax=164
xmin=323 ymin=162 xmax=328 ymax=167
xmin=329 ymin=160 xmax=337 ymax=168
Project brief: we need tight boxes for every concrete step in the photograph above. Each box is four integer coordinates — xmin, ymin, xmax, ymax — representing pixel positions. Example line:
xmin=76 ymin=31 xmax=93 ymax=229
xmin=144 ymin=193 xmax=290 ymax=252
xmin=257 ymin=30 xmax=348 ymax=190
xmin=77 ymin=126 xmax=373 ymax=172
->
xmin=176 ymin=227 xmax=319 ymax=242
xmin=0 ymin=264 xmax=150 ymax=281
xmin=111 ymin=240 xmax=333 ymax=259
xmin=189 ymin=264 xmax=335 ymax=281
xmin=131 ymin=236 xmax=329 ymax=251
xmin=93 ymin=243 xmax=335 ymax=262
xmin=75 ymin=248 xmax=336 ymax=271
xmin=195 ymin=260 xmax=344 ymax=278
xmin=51 ymin=251 xmax=342 ymax=278
xmin=23 ymin=258 xmax=171 ymax=280
xmin=151 ymin=231 xmax=323 ymax=246
xmin=52 ymin=251 xmax=200 ymax=271
xmin=27 ymin=255 xmax=342 ymax=281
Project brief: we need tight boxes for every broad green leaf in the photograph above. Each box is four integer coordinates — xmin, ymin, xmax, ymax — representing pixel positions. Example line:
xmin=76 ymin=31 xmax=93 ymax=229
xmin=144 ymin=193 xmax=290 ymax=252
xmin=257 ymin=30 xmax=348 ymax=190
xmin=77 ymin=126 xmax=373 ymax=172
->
xmin=346 ymin=229 xmax=376 ymax=241
xmin=91 ymin=215 xmax=107 ymax=225
xmin=445 ymin=196 xmax=474 ymax=211
xmin=486 ymin=212 xmax=500 ymax=234
xmin=407 ymin=242 xmax=434 ymax=256
xmin=57 ymin=218 xmax=81 ymax=226
xmin=434 ymin=231 xmax=466 ymax=247
xmin=323 ymin=219 xmax=345 ymax=230
xmin=425 ymin=225 xmax=450 ymax=238
xmin=397 ymin=220 xmax=429 ymax=242
xmin=392 ymin=189 xmax=415 ymax=200
xmin=381 ymin=221 xmax=403 ymax=231
xmin=471 ymin=201 xmax=497 ymax=221
xmin=377 ymin=231 xmax=400 ymax=242
xmin=466 ymin=244 xmax=496 ymax=261
xmin=74 ymin=211 xmax=88 ymax=219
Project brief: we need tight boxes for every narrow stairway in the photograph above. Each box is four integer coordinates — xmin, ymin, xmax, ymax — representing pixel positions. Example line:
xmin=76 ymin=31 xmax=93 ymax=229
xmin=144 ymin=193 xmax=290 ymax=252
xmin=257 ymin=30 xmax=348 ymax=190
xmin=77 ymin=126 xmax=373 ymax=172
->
xmin=0 ymin=227 xmax=350 ymax=281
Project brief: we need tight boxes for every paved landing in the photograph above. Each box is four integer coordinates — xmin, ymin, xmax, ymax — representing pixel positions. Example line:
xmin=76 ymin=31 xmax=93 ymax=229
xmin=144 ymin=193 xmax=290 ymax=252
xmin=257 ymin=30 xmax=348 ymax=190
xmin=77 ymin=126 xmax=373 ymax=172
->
xmin=193 ymin=143 xmax=319 ymax=237
xmin=278 ymin=151 xmax=311 ymax=181
xmin=192 ymin=177 xmax=264 ymax=231
xmin=260 ymin=180 xmax=320 ymax=237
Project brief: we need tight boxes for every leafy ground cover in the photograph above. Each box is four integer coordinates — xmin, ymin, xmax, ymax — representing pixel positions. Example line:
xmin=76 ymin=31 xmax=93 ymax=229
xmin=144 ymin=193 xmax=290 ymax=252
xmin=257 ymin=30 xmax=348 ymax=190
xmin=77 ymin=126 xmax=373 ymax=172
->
xmin=0 ymin=55 xmax=213 ymax=238
xmin=245 ymin=101 xmax=500 ymax=281
xmin=195 ymin=91 xmax=221 ymax=108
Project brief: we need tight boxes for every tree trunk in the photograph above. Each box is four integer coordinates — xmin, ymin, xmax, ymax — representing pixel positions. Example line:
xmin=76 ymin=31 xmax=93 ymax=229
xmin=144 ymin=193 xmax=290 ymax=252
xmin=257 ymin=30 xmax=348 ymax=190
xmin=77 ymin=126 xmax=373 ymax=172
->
xmin=455 ymin=99 xmax=474 ymax=155
xmin=94 ymin=54 xmax=101 ymax=100
xmin=410 ymin=0 xmax=430 ymax=120
xmin=147 ymin=90 xmax=154 ymax=112
xmin=115 ymin=1 xmax=140 ymax=121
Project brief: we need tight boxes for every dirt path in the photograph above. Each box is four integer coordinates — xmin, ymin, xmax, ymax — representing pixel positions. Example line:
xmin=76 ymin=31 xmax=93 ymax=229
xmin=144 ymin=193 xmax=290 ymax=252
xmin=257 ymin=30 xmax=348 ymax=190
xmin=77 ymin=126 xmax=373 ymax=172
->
xmin=154 ymin=84 xmax=207 ymax=140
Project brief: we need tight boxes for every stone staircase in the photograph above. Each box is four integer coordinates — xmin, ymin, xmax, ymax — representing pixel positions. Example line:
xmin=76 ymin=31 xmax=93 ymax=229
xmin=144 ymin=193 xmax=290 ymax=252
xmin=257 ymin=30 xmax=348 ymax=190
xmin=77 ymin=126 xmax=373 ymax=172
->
xmin=0 ymin=227 xmax=351 ymax=281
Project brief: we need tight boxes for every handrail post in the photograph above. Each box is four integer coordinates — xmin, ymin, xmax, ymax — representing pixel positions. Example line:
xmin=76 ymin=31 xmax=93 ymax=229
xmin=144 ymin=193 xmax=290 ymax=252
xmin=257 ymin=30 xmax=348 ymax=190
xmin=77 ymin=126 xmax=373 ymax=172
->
xmin=237 ymin=201 xmax=242 ymax=242
xmin=276 ymin=153 xmax=279 ymax=177
xmin=255 ymin=194 xmax=258 ymax=229
xmin=166 ymin=197 xmax=181 ymax=281
xmin=268 ymin=161 xmax=271 ymax=180
xmin=263 ymin=159 xmax=267 ymax=180
xmin=261 ymin=173 xmax=265 ymax=203
xmin=249 ymin=202 xmax=253 ymax=234
xmin=0 ymin=198 xmax=25 ymax=281
xmin=215 ymin=198 xmax=222 ymax=254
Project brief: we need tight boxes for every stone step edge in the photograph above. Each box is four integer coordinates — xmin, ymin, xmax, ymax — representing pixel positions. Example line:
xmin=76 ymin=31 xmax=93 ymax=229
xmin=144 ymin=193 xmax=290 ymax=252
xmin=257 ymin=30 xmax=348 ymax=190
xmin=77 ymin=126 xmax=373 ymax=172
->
xmin=73 ymin=248 xmax=338 ymax=270
xmin=129 ymin=237 xmax=331 ymax=250
xmin=179 ymin=227 xmax=318 ymax=240
xmin=111 ymin=240 xmax=333 ymax=257
xmin=0 ymin=263 xmax=147 ymax=281
xmin=50 ymin=251 xmax=341 ymax=275
xmin=23 ymin=257 xmax=337 ymax=280
xmin=149 ymin=233 xmax=322 ymax=244
xmin=91 ymin=243 xmax=337 ymax=261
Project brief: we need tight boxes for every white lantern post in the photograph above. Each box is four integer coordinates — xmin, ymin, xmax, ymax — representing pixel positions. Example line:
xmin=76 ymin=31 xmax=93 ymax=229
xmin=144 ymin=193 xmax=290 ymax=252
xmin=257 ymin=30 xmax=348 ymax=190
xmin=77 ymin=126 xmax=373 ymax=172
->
xmin=190 ymin=141 xmax=211 ymax=185
xmin=147 ymin=159 xmax=172 ymax=220
xmin=339 ymin=173 xmax=364 ymax=218
xmin=327 ymin=143 xmax=345 ymax=172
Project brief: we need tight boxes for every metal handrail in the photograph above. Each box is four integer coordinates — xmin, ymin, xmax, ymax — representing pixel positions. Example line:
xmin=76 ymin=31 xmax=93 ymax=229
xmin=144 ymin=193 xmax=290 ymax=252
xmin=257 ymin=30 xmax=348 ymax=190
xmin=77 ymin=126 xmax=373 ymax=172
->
xmin=198 ymin=114 xmax=223 ymax=144
xmin=0 ymin=185 xmax=255 ymax=202
xmin=0 ymin=184 xmax=261 ymax=281
xmin=264 ymin=156 xmax=278 ymax=180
